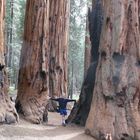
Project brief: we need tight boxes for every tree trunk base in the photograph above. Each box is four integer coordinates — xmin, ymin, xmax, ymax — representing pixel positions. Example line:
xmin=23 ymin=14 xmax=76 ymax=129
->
xmin=15 ymin=94 xmax=48 ymax=124
xmin=66 ymin=62 xmax=98 ymax=126
xmin=47 ymin=100 xmax=58 ymax=112
xmin=0 ymin=92 xmax=18 ymax=124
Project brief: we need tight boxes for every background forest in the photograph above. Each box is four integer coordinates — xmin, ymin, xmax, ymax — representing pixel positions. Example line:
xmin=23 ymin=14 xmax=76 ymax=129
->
xmin=6 ymin=0 xmax=89 ymax=99
xmin=1 ymin=0 xmax=140 ymax=140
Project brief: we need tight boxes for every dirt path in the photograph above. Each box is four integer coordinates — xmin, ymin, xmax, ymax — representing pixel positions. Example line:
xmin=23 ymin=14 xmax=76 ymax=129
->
xmin=0 ymin=112 xmax=94 ymax=140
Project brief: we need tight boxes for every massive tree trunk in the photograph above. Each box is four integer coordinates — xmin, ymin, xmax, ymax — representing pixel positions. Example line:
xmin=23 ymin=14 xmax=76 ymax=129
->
xmin=16 ymin=0 xmax=69 ymax=119
xmin=0 ymin=0 xmax=18 ymax=124
xmin=48 ymin=0 xmax=69 ymax=111
xmin=15 ymin=0 xmax=49 ymax=124
xmin=86 ymin=0 xmax=140 ymax=140
xmin=49 ymin=0 xmax=69 ymax=98
xmin=66 ymin=0 xmax=103 ymax=126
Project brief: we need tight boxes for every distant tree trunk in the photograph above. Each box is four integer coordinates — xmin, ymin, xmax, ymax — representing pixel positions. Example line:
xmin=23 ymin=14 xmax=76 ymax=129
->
xmin=84 ymin=12 xmax=91 ymax=78
xmin=66 ymin=0 xmax=103 ymax=126
xmin=8 ymin=0 xmax=14 ymax=68
xmin=16 ymin=0 xmax=49 ymax=124
xmin=84 ymin=47 xmax=91 ymax=77
xmin=4 ymin=25 xmax=8 ymax=66
xmin=0 ymin=0 xmax=18 ymax=124
xmin=86 ymin=0 xmax=140 ymax=140
xmin=49 ymin=0 xmax=69 ymax=98
xmin=68 ymin=58 xmax=74 ymax=99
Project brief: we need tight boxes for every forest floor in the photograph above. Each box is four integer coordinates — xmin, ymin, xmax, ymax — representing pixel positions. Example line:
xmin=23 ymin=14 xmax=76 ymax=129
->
xmin=0 ymin=112 xmax=94 ymax=140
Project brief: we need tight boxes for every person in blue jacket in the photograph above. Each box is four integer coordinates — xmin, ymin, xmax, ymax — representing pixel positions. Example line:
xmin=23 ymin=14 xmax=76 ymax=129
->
xmin=51 ymin=97 xmax=76 ymax=126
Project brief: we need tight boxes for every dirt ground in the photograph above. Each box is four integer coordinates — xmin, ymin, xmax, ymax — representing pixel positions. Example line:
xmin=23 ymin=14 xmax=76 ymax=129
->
xmin=0 ymin=112 xmax=95 ymax=140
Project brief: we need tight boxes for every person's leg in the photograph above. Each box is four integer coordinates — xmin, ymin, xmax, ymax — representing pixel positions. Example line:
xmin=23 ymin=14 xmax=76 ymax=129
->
xmin=62 ymin=110 xmax=68 ymax=126
xmin=60 ymin=109 xmax=67 ymax=126
xmin=62 ymin=115 xmax=66 ymax=126
xmin=60 ymin=109 xmax=65 ymax=125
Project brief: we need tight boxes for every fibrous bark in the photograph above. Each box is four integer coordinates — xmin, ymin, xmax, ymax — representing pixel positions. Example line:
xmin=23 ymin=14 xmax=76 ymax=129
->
xmin=16 ymin=0 xmax=69 ymax=123
xmin=0 ymin=0 xmax=18 ymax=124
xmin=49 ymin=0 xmax=69 ymax=98
xmin=16 ymin=0 xmax=49 ymax=124
xmin=86 ymin=0 xmax=140 ymax=140
xmin=48 ymin=0 xmax=69 ymax=111
xmin=84 ymin=47 xmax=91 ymax=77
xmin=66 ymin=0 xmax=103 ymax=126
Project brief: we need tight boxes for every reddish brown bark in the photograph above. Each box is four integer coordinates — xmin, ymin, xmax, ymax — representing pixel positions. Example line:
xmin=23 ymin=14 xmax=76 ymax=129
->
xmin=48 ymin=0 xmax=69 ymax=111
xmin=86 ymin=0 xmax=140 ymax=139
xmin=84 ymin=47 xmax=91 ymax=76
xmin=49 ymin=0 xmax=69 ymax=98
xmin=16 ymin=0 xmax=49 ymax=124
xmin=0 ymin=0 xmax=18 ymax=124
xmin=16 ymin=0 xmax=69 ymax=122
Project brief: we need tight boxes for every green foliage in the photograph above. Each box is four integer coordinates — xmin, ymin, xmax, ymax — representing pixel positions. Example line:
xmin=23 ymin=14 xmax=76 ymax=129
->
xmin=5 ymin=0 xmax=26 ymax=87
xmin=68 ymin=0 xmax=87 ymax=97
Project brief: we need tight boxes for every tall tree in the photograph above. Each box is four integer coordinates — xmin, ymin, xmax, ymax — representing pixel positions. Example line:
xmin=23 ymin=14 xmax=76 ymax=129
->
xmin=15 ymin=0 xmax=49 ymax=124
xmin=5 ymin=0 xmax=26 ymax=87
xmin=67 ymin=0 xmax=103 ymax=125
xmin=16 ymin=0 xmax=70 ymax=123
xmin=49 ymin=0 xmax=69 ymax=98
xmin=84 ymin=11 xmax=91 ymax=78
xmin=8 ymin=0 xmax=14 ymax=68
xmin=0 ymin=0 xmax=18 ymax=124
xmin=68 ymin=0 xmax=87 ymax=97
xmin=86 ymin=0 xmax=140 ymax=139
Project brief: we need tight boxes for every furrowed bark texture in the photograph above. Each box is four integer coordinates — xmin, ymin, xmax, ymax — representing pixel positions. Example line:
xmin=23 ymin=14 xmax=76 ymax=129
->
xmin=49 ymin=0 xmax=69 ymax=98
xmin=16 ymin=0 xmax=69 ymax=122
xmin=48 ymin=0 xmax=69 ymax=111
xmin=16 ymin=0 xmax=49 ymax=124
xmin=0 ymin=0 xmax=18 ymax=124
xmin=86 ymin=0 xmax=140 ymax=140
xmin=66 ymin=0 xmax=103 ymax=126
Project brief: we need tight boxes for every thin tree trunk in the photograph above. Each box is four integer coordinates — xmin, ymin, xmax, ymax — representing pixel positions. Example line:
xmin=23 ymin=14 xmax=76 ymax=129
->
xmin=16 ymin=0 xmax=49 ymax=124
xmin=84 ymin=47 xmax=91 ymax=77
xmin=4 ymin=25 xmax=8 ymax=66
xmin=84 ymin=12 xmax=91 ymax=78
xmin=8 ymin=0 xmax=14 ymax=68
xmin=0 ymin=0 xmax=18 ymax=124
xmin=86 ymin=0 xmax=140 ymax=140
xmin=71 ymin=59 xmax=74 ymax=99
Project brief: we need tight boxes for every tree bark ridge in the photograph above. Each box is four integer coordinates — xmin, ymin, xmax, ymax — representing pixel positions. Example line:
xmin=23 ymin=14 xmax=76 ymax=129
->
xmin=16 ymin=0 xmax=50 ymax=124
xmin=86 ymin=0 xmax=140 ymax=139
xmin=0 ymin=0 xmax=18 ymax=124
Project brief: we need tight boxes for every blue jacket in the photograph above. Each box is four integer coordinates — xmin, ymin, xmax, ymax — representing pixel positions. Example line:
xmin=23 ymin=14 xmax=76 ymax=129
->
xmin=51 ymin=98 xmax=76 ymax=110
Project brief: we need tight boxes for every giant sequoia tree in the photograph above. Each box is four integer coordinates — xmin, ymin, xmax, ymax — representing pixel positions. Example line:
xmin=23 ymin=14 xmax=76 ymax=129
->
xmin=86 ymin=0 xmax=140 ymax=140
xmin=48 ymin=0 xmax=69 ymax=111
xmin=16 ymin=0 xmax=69 ymax=122
xmin=16 ymin=0 xmax=50 ymax=123
xmin=49 ymin=0 xmax=69 ymax=98
xmin=0 ymin=0 xmax=18 ymax=124
xmin=67 ymin=0 xmax=103 ymax=126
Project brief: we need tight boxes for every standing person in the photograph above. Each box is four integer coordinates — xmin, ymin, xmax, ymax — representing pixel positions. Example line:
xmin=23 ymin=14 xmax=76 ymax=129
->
xmin=51 ymin=97 xmax=76 ymax=126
